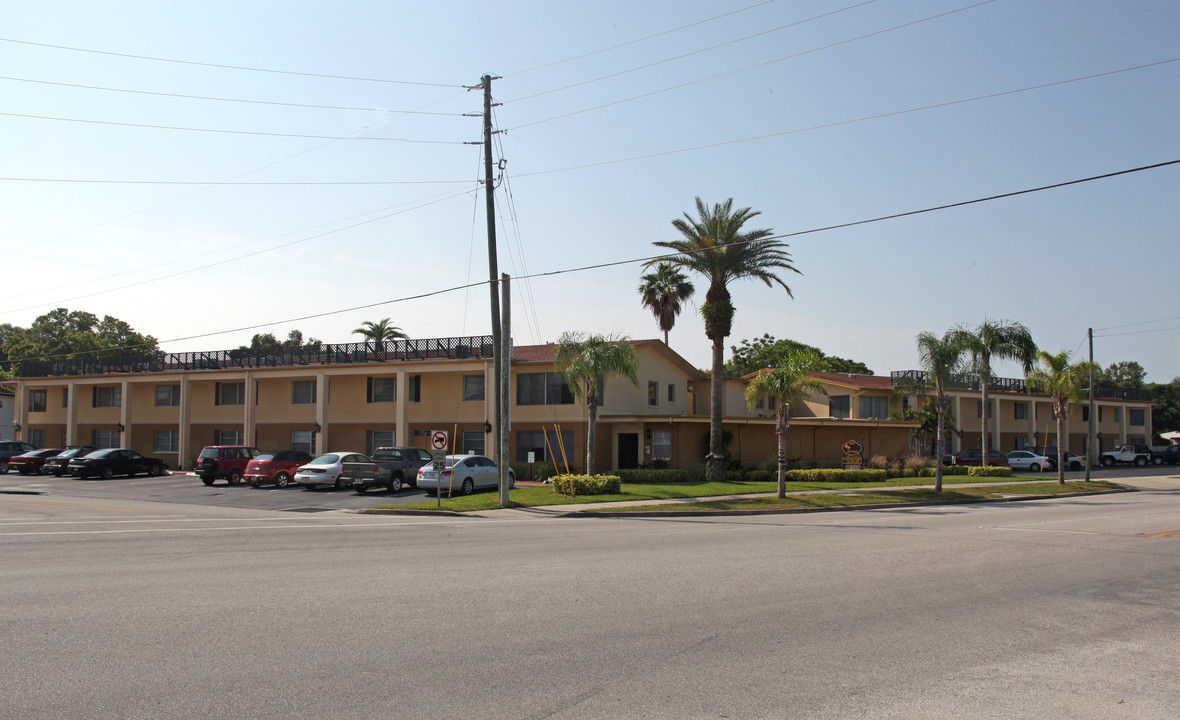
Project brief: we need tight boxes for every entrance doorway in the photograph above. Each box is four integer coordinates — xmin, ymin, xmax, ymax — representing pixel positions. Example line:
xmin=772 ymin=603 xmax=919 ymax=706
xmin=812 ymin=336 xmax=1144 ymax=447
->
xmin=617 ymin=433 xmax=639 ymax=469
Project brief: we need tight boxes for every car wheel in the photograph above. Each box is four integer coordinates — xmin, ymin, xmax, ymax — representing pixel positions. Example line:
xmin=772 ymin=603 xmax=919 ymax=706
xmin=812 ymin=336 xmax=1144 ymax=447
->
xmin=1045 ymin=461 xmax=1056 ymax=472
xmin=1152 ymin=456 xmax=1163 ymax=465
xmin=1029 ymin=463 xmax=1040 ymax=472
xmin=333 ymin=476 xmax=342 ymax=490
xmin=148 ymin=464 xmax=163 ymax=477
xmin=1101 ymin=457 xmax=1113 ymax=467
xmin=100 ymin=466 xmax=114 ymax=480
xmin=275 ymin=472 xmax=290 ymax=488
xmin=355 ymin=484 xmax=367 ymax=494
xmin=0 ymin=462 xmax=8 ymax=474
xmin=228 ymin=469 xmax=243 ymax=485
xmin=508 ymin=471 xmax=516 ymax=490
xmin=460 ymin=478 xmax=474 ymax=495
xmin=1134 ymin=457 xmax=1147 ymax=467
xmin=388 ymin=476 xmax=403 ymax=494
xmin=201 ymin=476 xmax=214 ymax=486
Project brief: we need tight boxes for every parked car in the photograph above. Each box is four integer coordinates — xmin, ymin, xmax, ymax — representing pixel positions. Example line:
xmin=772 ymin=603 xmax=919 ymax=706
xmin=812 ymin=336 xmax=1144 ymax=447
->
xmin=68 ymin=449 xmax=167 ymax=479
xmin=1155 ymin=445 xmax=1180 ymax=465
xmin=8 ymin=449 xmax=63 ymax=475
xmin=343 ymin=446 xmax=433 ymax=494
xmin=295 ymin=452 xmax=371 ymax=490
xmin=1100 ymin=444 xmax=1156 ymax=467
xmin=1029 ymin=446 xmax=1085 ymax=471
xmin=0 ymin=441 xmax=38 ymax=474
xmin=41 ymin=446 xmax=97 ymax=476
xmin=245 ymin=450 xmax=313 ymax=488
xmin=950 ymin=449 xmax=1009 ymax=467
xmin=1006 ymin=450 xmax=1056 ymax=472
xmin=197 ymin=445 xmax=262 ymax=485
xmin=416 ymin=454 xmax=515 ymax=496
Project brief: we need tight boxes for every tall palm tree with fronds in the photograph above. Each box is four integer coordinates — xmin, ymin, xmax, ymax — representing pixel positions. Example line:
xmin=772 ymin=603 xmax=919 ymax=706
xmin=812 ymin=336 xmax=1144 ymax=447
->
xmin=638 ymin=263 xmax=695 ymax=345
xmin=554 ymin=331 xmax=639 ymax=476
xmin=894 ymin=330 xmax=968 ymax=491
xmin=953 ymin=320 xmax=1037 ymax=466
xmin=1027 ymin=350 xmax=1093 ymax=485
xmin=744 ymin=352 xmax=827 ymax=498
xmin=651 ymin=197 xmax=799 ymax=482
xmin=352 ymin=318 xmax=408 ymax=345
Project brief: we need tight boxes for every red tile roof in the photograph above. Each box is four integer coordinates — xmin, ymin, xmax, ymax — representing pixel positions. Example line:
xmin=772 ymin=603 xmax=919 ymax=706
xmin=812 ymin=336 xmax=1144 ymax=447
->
xmin=810 ymin=371 xmax=893 ymax=390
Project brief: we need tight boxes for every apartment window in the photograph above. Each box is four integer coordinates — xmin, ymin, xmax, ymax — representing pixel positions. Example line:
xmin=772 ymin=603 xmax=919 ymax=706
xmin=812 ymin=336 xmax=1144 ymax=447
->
xmin=768 ymin=396 xmax=777 ymax=411
xmin=291 ymin=430 xmax=313 ymax=453
xmin=859 ymin=396 xmax=888 ymax=420
xmin=28 ymin=389 xmax=47 ymax=413
xmin=668 ymin=383 xmax=676 ymax=403
xmin=409 ymin=375 xmax=422 ymax=402
xmin=975 ymin=401 xmax=992 ymax=419
xmin=365 ymin=430 xmax=395 ymax=455
xmin=28 ymin=429 xmax=46 ymax=448
xmin=367 ymin=377 xmax=396 ymax=403
xmin=1129 ymin=408 xmax=1145 ymax=426
xmin=292 ymin=380 xmax=317 ymax=405
xmin=93 ymin=429 xmax=120 ymax=449
xmin=62 ymin=388 xmax=69 ymax=407
xmin=93 ymin=386 xmax=122 ymax=408
xmin=155 ymin=384 xmax=180 ymax=407
xmin=516 ymin=373 xmax=575 ymax=406
xmin=214 ymin=429 xmax=243 ymax=446
xmin=755 ymin=395 xmax=765 ymax=410
xmin=1014 ymin=402 xmax=1029 ymax=420
xmin=463 ymin=430 xmax=485 ymax=456
xmin=463 ymin=375 xmax=485 ymax=401
xmin=516 ymin=428 xmax=574 ymax=463
xmin=1082 ymin=406 xmax=1090 ymax=422
xmin=648 ymin=381 xmax=659 ymax=407
xmin=829 ymin=395 xmax=850 ymax=419
xmin=154 ymin=430 xmax=179 ymax=454
xmin=652 ymin=430 xmax=672 ymax=462
xmin=215 ymin=382 xmax=244 ymax=406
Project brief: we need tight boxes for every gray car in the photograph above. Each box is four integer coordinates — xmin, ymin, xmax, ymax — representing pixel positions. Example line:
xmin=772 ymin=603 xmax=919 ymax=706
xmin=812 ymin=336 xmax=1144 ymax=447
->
xmin=416 ymin=454 xmax=515 ymax=496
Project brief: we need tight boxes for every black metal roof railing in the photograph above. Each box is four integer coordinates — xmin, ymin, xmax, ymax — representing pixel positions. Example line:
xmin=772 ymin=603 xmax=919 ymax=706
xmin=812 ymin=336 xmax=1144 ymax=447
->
xmin=19 ymin=336 xmax=497 ymax=378
xmin=890 ymin=370 xmax=1151 ymax=403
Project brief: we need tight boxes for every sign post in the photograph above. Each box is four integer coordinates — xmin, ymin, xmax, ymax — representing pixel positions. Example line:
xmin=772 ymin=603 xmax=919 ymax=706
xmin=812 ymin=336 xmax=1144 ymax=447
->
xmin=841 ymin=440 xmax=864 ymax=471
xmin=430 ymin=430 xmax=449 ymax=506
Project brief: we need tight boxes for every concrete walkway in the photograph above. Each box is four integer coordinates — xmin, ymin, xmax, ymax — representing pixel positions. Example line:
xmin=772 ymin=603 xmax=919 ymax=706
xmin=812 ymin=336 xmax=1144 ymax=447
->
xmin=451 ymin=473 xmax=1180 ymax=519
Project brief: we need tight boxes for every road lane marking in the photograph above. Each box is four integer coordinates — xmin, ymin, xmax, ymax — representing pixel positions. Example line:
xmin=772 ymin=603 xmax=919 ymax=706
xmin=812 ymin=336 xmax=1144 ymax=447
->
xmin=0 ymin=517 xmax=522 ymax=536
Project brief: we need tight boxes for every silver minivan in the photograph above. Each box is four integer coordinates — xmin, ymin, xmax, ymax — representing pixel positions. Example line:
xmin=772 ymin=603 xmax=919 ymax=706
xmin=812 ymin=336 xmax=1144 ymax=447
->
xmin=416 ymin=454 xmax=515 ymax=496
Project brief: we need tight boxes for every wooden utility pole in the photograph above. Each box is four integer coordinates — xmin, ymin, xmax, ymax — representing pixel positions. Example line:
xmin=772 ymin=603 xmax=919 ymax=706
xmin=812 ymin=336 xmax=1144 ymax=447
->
xmin=500 ymin=273 xmax=512 ymax=506
xmin=1086 ymin=327 xmax=1095 ymax=481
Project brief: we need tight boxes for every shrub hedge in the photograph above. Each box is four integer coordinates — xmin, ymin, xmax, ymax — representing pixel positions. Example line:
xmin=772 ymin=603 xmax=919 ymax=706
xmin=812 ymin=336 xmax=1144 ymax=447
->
xmin=617 ymin=468 xmax=692 ymax=484
xmin=553 ymin=474 xmax=622 ymax=495
xmin=967 ymin=465 xmax=1013 ymax=477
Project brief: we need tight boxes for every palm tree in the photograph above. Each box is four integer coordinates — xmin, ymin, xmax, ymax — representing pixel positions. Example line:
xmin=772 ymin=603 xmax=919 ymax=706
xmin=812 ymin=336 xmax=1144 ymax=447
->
xmin=651 ymin=197 xmax=799 ymax=482
xmin=553 ymin=331 xmax=640 ymax=476
xmin=638 ymin=263 xmax=695 ymax=345
xmin=893 ymin=331 xmax=968 ymax=491
xmin=953 ymin=320 xmax=1037 ymax=466
xmin=744 ymin=352 xmax=827 ymax=498
xmin=1026 ymin=350 xmax=1093 ymax=485
xmin=352 ymin=318 xmax=408 ymax=345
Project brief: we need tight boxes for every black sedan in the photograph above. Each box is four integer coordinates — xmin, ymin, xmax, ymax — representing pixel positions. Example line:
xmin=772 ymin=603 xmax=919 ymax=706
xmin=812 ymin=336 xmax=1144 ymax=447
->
xmin=42 ymin=446 xmax=96 ymax=477
xmin=68 ymin=449 xmax=168 ymax=479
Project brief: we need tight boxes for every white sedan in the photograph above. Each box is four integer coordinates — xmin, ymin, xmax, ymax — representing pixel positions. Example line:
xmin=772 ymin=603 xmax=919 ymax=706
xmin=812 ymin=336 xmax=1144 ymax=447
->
xmin=1006 ymin=450 xmax=1056 ymax=472
xmin=416 ymin=454 xmax=515 ymax=496
xmin=295 ymin=452 xmax=371 ymax=490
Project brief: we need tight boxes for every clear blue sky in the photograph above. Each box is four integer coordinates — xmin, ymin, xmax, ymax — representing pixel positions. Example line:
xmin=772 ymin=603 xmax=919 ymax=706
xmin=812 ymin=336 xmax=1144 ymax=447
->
xmin=2 ymin=0 xmax=1177 ymax=381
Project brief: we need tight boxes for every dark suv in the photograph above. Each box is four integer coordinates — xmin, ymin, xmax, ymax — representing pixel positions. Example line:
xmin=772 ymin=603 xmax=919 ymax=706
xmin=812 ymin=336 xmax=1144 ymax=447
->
xmin=197 ymin=445 xmax=262 ymax=485
xmin=0 ymin=441 xmax=38 ymax=474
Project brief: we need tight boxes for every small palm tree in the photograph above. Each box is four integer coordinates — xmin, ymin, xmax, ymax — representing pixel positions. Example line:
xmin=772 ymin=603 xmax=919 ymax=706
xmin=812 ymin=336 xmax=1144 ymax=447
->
xmin=894 ymin=330 xmax=968 ymax=491
xmin=651 ymin=197 xmax=800 ymax=482
xmin=744 ymin=353 xmax=827 ymax=498
xmin=953 ymin=320 xmax=1037 ymax=466
xmin=554 ymin=332 xmax=639 ymax=476
xmin=1027 ymin=350 xmax=1093 ymax=485
xmin=352 ymin=318 xmax=408 ymax=345
xmin=638 ymin=263 xmax=695 ymax=345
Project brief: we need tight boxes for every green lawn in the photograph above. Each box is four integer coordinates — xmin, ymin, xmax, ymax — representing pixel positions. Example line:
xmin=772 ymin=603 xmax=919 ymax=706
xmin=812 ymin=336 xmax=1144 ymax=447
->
xmin=366 ymin=474 xmax=1086 ymax=513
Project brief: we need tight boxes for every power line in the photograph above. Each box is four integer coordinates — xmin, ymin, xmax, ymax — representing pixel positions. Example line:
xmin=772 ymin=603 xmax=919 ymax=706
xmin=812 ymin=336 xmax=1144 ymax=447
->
xmin=511 ymin=58 xmax=1180 ymax=177
xmin=1094 ymin=315 xmax=1180 ymax=332
xmin=508 ymin=0 xmax=996 ymax=131
xmin=0 ymin=36 xmax=462 ymax=87
xmin=507 ymin=0 xmax=876 ymax=103
xmin=1095 ymin=326 xmax=1180 ymax=338
xmin=0 ymin=177 xmax=473 ymax=186
xmin=0 ymin=74 xmax=469 ymax=115
xmin=0 ymin=110 xmax=467 ymax=144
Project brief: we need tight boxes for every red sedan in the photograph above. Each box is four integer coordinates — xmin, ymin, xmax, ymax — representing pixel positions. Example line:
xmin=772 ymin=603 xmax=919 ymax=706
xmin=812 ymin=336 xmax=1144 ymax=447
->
xmin=950 ymin=449 xmax=1010 ymax=467
xmin=9 ymin=449 xmax=63 ymax=475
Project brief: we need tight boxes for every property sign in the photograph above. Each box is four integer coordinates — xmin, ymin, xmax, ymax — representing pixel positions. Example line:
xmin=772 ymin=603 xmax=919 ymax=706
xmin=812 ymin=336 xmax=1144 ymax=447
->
xmin=842 ymin=440 xmax=864 ymax=470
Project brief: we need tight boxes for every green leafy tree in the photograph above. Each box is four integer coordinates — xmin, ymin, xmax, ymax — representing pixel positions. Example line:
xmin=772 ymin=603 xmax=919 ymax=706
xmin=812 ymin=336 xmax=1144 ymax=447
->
xmin=553 ymin=332 xmax=639 ymax=476
xmin=651 ymin=197 xmax=800 ymax=482
xmin=744 ymin=352 xmax=827 ymax=497
xmin=1027 ymin=350 xmax=1094 ymax=485
xmin=2 ymin=309 xmax=158 ymax=374
xmin=952 ymin=320 xmax=1037 ymax=466
xmin=1150 ymin=378 xmax=1180 ymax=438
xmin=638 ymin=262 xmax=695 ymax=345
xmin=353 ymin=318 xmax=408 ymax=344
xmin=1095 ymin=360 xmax=1147 ymax=390
xmin=893 ymin=330 xmax=968 ymax=491
xmin=726 ymin=334 xmax=873 ymax=377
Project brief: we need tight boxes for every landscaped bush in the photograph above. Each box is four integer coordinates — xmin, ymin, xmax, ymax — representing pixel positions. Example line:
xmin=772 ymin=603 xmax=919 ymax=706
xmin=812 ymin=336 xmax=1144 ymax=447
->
xmin=783 ymin=468 xmax=890 ymax=483
xmin=617 ymin=468 xmax=691 ymax=484
xmin=918 ymin=465 xmax=971 ymax=477
xmin=968 ymin=466 xmax=1013 ymax=477
xmin=905 ymin=454 xmax=933 ymax=472
xmin=553 ymin=474 xmax=622 ymax=496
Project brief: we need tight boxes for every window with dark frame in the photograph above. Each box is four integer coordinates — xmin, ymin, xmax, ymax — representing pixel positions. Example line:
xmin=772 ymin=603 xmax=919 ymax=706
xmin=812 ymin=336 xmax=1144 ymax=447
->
xmin=367 ymin=377 xmax=396 ymax=403
xmin=28 ymin=389 xmax=47 ymax=413
xmin=829 ymin=395 xmax=850 ymax=419
xmin=93 ymin=386 xmax=122 ymax=408
xmin=648 ymin=381 xmax=658 ymax=407
xmin=214 ymin=382 xmax=244 ymax=406
xmin=516 ymin=373 xmax=574 ymax=406
xmin=463 ymin=375 xmax=485 ymax=401
xmin=292 ymin=380 xmax=316 ymax=405
xmin=155 ymin=384 xmax=180 ymax=407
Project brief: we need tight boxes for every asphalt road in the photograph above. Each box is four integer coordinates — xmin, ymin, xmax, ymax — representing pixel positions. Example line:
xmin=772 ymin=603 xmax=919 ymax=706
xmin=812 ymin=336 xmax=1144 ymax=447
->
xmin=2 ymin=472 xmax=1179 ymax=719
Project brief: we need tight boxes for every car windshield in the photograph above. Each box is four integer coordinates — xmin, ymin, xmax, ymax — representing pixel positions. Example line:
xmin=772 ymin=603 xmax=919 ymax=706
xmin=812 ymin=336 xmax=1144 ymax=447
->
xmin=254 ymin=454 xmax=275 ymax=462
xmin=57 ymin=448 xmax=87 ymax=458
xmin=310 ymin=454 xmax=340 ymax=465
